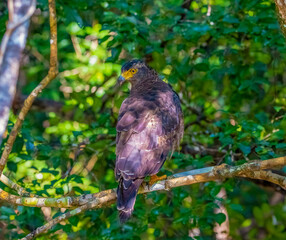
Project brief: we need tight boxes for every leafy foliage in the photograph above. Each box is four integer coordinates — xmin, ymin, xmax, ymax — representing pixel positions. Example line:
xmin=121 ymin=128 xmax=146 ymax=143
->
xmin=0 ymin=0 xmax=286 ymax=239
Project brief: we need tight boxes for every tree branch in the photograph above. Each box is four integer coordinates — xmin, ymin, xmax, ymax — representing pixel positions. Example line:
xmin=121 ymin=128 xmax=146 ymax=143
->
xmin=0 ymin=0 xmax=36 ymax=66
xmin=20 ymin=156 xmax=286 ymax=239
xmin=0 ymin=0 xmax=58 ymax=177
xmin=0 ymin=0 xmax=36 ymax=146
xmin=213 ymin=187 xmax=229 ymax=240
xmin=0 ymin=174 xmax=36 ymax=197
xmin=2 ymin=157 xmax=284 ymax=209
xmin=274 ymin=0 xmax=286 ymax=38
xmin=239 ymin=170 xmax=286 ymax=190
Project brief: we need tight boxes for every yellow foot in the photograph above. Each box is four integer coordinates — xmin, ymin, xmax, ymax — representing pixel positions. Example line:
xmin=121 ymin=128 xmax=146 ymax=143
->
xmin=149 ymin=174 xmax=167 ymax=186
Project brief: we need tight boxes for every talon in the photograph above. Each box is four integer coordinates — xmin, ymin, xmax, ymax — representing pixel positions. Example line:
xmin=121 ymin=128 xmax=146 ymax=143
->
xmin=149 ymin=174 xmax=167 ymax=186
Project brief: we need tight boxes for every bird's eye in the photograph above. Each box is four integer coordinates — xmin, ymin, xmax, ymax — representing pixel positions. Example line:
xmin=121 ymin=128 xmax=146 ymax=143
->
xmin=131 ymin=69 xmax=136 ymax=73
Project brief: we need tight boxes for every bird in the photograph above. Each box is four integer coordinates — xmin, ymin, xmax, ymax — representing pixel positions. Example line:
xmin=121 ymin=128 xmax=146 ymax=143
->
xmin=115 ymin=59 xmax=184 ymax=223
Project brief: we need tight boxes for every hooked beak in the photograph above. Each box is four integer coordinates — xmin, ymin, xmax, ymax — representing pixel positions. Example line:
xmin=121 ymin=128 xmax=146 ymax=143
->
xmin=118 ymin=75 xmax=125 ymax=85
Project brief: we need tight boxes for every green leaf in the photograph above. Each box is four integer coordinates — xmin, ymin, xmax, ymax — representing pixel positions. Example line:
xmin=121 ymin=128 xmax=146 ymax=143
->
xmin=56 ymin=188 xmax=64 ymax=195
xmin=238 ymin=143 xmax=251 ymax=155
xmin=210 ymin=185 xmax=221 ymax=198
xmin=214 ymin=213 xmax=226 ymax=225
xmin=69 ymin=216 xmax=79 ymax=226
xmin=12 ymin=137 xmax=24 ymax=153
xmin=0 ymin=206 xmax=15 ymax=215
xmin=229 ymin=203 xmax=244 ymax=212
xmin=194 ymin=63 xmax=209 ymax=72
xmin=106 ymin=46 xmax=122 ymax=62
xmin=276 ymin=143 xmax=286 ymax=149
xmin=7 ymin=162 xmax=17 ymax=172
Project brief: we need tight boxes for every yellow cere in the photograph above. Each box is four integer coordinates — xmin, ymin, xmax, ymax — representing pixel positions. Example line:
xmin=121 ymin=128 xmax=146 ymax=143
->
xmin=122 ymin=68 xmax=138 ymax=80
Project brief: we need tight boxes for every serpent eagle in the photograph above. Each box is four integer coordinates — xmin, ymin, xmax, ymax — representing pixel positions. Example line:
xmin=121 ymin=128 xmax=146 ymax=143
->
xmin=115 ymin=59 xmax=184 ymax=222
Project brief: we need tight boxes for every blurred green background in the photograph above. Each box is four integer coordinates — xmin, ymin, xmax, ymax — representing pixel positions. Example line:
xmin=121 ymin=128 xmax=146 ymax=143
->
xmin=0 ymin=0 xmax=286 ymax=239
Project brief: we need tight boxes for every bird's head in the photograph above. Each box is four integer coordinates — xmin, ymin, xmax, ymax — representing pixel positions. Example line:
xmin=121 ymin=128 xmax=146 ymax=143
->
xmin=118 ymin=59 xmax=152 ymax=87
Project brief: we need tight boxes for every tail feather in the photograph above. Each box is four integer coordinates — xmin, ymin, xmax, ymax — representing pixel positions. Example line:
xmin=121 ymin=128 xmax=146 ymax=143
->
xmin=117 ymin=178 xmax=143 ymax=223
xmin=119 ymin=209 xmax=133 ymax=223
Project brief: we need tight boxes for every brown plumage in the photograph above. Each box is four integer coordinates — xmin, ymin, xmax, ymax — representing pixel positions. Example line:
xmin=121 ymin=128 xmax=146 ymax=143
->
xmin=115 ymin=59 xmax=184 ymax=223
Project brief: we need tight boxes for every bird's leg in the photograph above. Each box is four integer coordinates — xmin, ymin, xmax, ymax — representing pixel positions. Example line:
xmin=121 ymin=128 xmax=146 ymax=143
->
xmin=149 ymin=174 xmax=167 ymax=186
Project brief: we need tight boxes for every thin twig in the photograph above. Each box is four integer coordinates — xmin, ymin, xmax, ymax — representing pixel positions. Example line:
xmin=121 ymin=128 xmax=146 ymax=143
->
xmin=21 ymin=192 xmax=116 ymax=240
xmin=274 ymin=0 xmax=286 ymax=38
xmin=0 ymin=174 xmax=36 ymax=197
xmin=0 ymin=0 xmax=58 ymax=177
xmin=8 ymin=0 xmax=14 ymax=22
